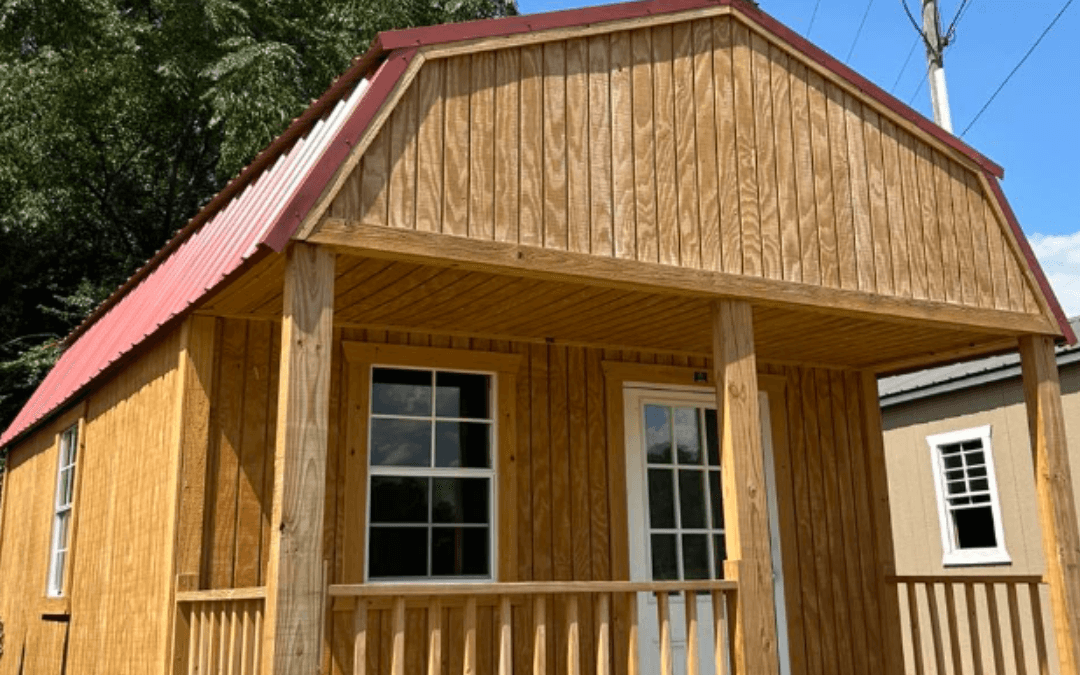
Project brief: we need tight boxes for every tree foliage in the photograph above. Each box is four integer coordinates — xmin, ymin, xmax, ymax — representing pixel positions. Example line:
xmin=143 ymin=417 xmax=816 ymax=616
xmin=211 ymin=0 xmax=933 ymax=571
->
xmin=0 ymin=0 xmax=516 ymax=430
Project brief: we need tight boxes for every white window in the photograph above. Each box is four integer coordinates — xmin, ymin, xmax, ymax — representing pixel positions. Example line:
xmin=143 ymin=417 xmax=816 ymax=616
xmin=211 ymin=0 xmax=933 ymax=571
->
xmin=366 ymin=367 xmax=495 ymax=581
xmin=47 ymin=424 xmax=79 ymax=596
xmin=928 ymin=425 xmax=1010 ymax=567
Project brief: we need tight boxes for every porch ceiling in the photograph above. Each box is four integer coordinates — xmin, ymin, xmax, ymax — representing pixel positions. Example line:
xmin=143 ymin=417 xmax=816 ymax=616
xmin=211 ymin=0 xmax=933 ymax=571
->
xmin=199 ymin=251 xmax=1018 ymax=373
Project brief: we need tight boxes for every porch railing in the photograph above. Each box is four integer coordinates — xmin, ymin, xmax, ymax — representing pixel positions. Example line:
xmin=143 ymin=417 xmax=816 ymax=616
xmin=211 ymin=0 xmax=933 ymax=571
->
xmin=890 ymin=575 xmax=1054 ymax=675
xmin=329 ymin=579 xmax=738 ymax=675
xmin=173 ymin=586 xmax=266 ymax=675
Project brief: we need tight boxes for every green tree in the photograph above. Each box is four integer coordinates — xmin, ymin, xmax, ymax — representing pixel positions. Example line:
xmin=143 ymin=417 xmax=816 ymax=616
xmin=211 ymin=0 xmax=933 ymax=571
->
xmin=0 ymin=0 xmax=516 ymax=431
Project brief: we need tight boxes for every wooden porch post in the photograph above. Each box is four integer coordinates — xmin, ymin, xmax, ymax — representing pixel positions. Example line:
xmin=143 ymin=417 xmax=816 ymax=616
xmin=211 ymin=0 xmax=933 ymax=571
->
xmin=262 ymin=242 xmax=335 ymax=675
xmin=1019 ymin=334 xmax=1080 ymax=675
xmin=711 ymin=300 xmax=779 ymax=675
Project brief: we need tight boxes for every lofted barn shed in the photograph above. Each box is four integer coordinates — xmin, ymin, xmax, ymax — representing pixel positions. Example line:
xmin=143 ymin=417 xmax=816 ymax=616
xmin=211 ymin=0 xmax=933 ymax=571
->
xmin=0 ymin=1 xmax=1077 ymax=674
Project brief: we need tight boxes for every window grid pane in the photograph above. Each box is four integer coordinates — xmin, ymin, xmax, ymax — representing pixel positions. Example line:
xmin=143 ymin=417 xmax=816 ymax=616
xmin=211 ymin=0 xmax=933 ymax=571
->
xmin=934 ymin=432 xmax=1005 ymax=558
xmin=48 ymin=425 xmax=78 ymax=597
xmin=368 ymin=367 xmax=495 ymax=581
xmin=645 ymin=405 xmax=726 ymax=583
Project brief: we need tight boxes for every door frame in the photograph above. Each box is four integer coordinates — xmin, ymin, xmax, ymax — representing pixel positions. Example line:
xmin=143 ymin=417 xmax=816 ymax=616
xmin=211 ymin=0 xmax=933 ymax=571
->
xmin=601 ymin=361 xmax=793 ymax=674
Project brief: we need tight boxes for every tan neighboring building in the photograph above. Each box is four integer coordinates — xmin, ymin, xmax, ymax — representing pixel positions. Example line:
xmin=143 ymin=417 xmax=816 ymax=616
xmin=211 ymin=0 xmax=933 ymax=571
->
xmin=881 ymin=316 xmax=1080 ymax=674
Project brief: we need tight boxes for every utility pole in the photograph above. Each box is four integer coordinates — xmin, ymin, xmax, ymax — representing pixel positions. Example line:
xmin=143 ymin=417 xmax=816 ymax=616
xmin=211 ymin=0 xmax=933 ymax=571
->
xmin=921 ymin=0 xmax=954 ymax=132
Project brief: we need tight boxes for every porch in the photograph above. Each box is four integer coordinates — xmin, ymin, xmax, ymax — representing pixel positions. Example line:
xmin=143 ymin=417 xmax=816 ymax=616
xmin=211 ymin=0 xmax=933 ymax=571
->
xmin=166 ymin=242 xmax=1077 ymax=675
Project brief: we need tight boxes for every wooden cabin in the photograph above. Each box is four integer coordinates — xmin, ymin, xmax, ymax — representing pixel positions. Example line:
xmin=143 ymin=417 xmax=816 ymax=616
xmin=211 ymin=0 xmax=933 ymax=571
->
xmin=0 ymin=1 xmax=1077 ymax=674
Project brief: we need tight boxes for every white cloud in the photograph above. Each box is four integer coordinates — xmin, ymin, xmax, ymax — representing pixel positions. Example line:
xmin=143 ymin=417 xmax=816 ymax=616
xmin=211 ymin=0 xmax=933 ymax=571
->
xmin=1029 ymin=231 xmax=1080 ymax=319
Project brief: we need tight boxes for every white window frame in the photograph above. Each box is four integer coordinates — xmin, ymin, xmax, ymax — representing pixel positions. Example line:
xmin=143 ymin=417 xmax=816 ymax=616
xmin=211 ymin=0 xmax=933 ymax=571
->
xmin=47 ymin=424 xmax=79 ymax=597
xmin=363 ymin=365 xmax=498 ymax=583
xmin=927 ymin=425 xmax=1010 ymax=567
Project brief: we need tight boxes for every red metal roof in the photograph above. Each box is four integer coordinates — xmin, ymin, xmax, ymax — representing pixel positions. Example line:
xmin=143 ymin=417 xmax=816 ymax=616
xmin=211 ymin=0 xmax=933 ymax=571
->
xmin=2 ymin=0 xmax=1072 ymax=448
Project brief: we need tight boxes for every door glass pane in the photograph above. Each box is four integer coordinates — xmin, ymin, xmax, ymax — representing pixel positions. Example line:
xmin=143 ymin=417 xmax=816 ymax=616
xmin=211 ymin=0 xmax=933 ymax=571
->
xmin=682 ymin=534 xmax=710 ymax=580
xmin=650 ymin=534 xmax=679 ymax=580
xmin=648 ymin=469 xmax=675 ymax=529
xmin=645 ymin=405 xmax=672 ymax=464
xmin=709 ymin=470 xmax=724 ymax=529
xmin=713 ymin=534 xmax=727 ymax=578
xmin=705 ymin=409 xmax=720 ymax=467
xmin=674 ymin=407 xmax=703 ymax=464
xmin=678 ymin=470 xmax=707 ymax=529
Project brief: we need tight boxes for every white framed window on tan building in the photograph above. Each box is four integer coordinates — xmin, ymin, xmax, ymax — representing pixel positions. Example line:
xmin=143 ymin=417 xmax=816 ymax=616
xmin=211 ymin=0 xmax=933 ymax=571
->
xmin=927 ymin=425 xmax=1010 ymax=567
xmin=341 ymin=342 xmax=522 ymax=586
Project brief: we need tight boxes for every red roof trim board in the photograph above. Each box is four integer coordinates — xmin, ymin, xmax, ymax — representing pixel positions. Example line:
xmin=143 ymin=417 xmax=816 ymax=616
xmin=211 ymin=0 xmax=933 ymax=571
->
xmin=1 ymin=0 xmax=1071 ymax=449
xmin=983 ymin=172 xmax=1077 ymax=345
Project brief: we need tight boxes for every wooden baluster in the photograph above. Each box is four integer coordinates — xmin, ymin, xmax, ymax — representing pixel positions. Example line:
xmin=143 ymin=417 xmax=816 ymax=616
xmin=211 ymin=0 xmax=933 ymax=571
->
xmin=353 ymin=598 xmax=368 ymax=675
xmin=252 ymin=604 xmax=262 ymax=675
xmin=227 ymin=602 xmax=240 ymax=675
xmin=684 ymin=591 xmax=699 ymax=675
xmin=567 ymin=595 xmax=581 ymax=675
xmin=533 ymin=597 xmax=547 ymax=675
xmin=965 ymin=582 xmax=985 ymax=675
xmin=924 ymin=582 xmax=947 ymax=675
xmin=464 ymin=596 xmax=478 ymax=675
xmin=711 ymin=591 xmax=727 ymax=675
xmin=218 ymin=604 xmax=229 ymax=675
xmin=187 ymin=607 xmax=200 ymax=675
xmin=725 ymin=589 xmax=737 ymax=675
xmin=596 ymin=593 xmax=611 ymax=675
xmin=943 ymin=583 xmax=964 ymax=675
xmin=985 ymin=583 xmax=1007 ymax=675
xmin=907 ymin=583 xmax=926 ymax=675
xmin=627 ymin=593 xmax=639 ymax=675
xmin=392 ymin=596 xmax=406 ymax=675
xmin=428 ymin=597 xmax=443 ymax=675
xmin=1029 ymin=583 xmax=1050 ymax=674
xmin=239 ymin=602 xmax=251 ymax=675
xmin=657 ymin=591 xmax=673 ymax=675
xmin=498 ymin=596 xmax=512 ymax=675
xmin=1006 ymin=583 xmax=1028 ymax=675
xmin=202 ymin=606 xmax=214 ymax=675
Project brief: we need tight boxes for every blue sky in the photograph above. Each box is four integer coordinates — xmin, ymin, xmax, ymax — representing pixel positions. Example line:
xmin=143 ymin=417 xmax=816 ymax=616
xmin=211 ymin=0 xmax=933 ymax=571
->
xmin=517 ymin=0 xmax=1080 ymax=316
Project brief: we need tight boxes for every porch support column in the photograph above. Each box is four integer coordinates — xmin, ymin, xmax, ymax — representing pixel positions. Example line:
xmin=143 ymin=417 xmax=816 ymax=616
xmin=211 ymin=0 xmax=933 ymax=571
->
xmin=263 ymin=242 xmax=335 ymax=675
xmin=711 ymin=299 xmax=779 ymax=675
xmin=1019 ymin=334 xmax=1080 ymax=675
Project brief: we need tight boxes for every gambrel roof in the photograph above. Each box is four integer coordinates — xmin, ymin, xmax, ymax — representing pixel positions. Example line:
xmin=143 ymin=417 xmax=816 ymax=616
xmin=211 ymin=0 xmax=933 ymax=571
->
xmin=1 ymin=0 xmax=1073 ymax=449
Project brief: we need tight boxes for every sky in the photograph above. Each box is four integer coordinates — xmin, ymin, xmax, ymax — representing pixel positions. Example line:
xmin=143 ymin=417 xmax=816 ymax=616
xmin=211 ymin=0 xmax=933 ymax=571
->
xmin=516 ymin=0 xmax=1080 ymax=316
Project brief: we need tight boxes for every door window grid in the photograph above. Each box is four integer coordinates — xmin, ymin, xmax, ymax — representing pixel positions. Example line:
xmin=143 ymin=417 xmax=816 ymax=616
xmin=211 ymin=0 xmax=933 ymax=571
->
xmin=48 ymin=424 xmax=78 ymax=597
xmin=366 ymin=366 xmax=496 ymax=581
xmin=643 ymin=404 xmax=726 ymax=582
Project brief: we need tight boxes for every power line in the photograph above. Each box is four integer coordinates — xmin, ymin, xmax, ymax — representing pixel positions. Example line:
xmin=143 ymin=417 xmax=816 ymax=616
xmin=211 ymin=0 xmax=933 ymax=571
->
xmin=907 ymin=72 xmax=925 ymax=105
xmin=942 ymin=0 xmax=975 ymax=44
xmin=891 ymin=36 xmax=921 ymax=93
xmin=806 ymin=0 xmax=823 ymax=37
xmin=960 ymin=0 xmax=1075 ymax=137
xmin=845 ymin=0 xmax=877 ymax=63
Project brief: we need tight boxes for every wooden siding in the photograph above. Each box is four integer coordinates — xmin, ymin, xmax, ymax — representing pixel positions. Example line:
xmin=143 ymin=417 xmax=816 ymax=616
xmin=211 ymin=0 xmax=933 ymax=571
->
xmin=763 ymin=363 xmax=897 ymax=675
xmin=321 ymin=15 xmax=1041 ymax=317
xmin=0 ymin=331 xmax=183 ymax=675
xmin=202 ymin=318 xmax=282 ymax=589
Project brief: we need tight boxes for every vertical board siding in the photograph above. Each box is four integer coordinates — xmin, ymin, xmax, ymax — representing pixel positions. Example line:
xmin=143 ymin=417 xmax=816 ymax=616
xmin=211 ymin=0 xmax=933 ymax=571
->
xmin=326 ymin=17 xmax=1044 ymax=313
xmin=0 ymin=331 xmax=183 ymax=675
xmin=778 ymin=365 xmax=895 ymax=675
xmin=203 ymin=318 xmax=282 ymax=589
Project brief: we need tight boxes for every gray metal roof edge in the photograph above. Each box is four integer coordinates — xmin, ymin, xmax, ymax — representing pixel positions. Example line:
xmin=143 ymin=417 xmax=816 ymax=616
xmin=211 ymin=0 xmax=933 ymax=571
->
xmin=880 ymin=348 xmax=1080 ymax=408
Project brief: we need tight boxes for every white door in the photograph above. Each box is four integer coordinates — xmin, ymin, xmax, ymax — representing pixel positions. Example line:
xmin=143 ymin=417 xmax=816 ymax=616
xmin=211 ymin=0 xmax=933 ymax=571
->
xmin=623 ymin=385 xmax=790 ymax=675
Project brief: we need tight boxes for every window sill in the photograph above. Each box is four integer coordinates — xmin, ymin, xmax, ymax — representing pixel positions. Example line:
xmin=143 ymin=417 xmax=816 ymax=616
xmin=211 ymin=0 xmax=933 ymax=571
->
xmin=39 ymin=595 xmax=70 ymax=617
xmin=942 ymin=550 xmax=1012 ymax=567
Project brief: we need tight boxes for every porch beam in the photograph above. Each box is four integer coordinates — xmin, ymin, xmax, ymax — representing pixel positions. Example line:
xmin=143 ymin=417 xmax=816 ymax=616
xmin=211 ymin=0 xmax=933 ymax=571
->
xmin=711 ymin=299 xmax=779 ymax=675
xmin=1019 ymin=335 xmax=1080 ymax=675
xmin=262 ymin=242 xmax=336 ymax=675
